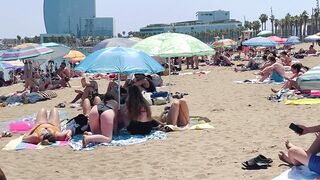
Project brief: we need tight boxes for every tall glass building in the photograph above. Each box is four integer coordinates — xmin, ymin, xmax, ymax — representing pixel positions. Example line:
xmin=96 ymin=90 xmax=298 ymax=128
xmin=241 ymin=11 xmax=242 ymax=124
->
xmin=44 ymin=0 xmax=113 ymax=37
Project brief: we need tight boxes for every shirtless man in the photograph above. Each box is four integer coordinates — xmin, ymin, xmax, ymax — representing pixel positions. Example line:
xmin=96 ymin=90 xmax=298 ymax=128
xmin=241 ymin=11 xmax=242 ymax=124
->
xmin=258 ymin=55 xmax=285 ymax=82
xmin=280 ymin=51 xmax=292 ymax=66
xmin=307 ymin=45 xmax=317 ymax=55
xmin=57 ymin=62 xmax=71 ymax=87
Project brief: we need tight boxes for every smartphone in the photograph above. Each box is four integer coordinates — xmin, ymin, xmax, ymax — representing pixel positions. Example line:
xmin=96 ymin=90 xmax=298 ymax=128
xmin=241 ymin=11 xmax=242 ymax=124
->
xmin=289 ymin=123 xmax=303 ymax=135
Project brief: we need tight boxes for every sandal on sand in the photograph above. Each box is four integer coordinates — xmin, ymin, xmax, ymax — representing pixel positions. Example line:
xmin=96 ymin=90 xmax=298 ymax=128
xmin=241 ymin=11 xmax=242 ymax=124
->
xmin=55 ymin=103 xmax=66 ymax=108
xmin=242 ymin=154 xmax=273 ymax=170
xmin=1 ymin=131 xmax=12 ymax=138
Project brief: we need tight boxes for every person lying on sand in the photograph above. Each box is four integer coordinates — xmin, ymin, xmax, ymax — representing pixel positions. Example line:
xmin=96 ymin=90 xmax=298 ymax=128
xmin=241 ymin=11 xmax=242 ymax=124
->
xmin=279 ymin=124 xmax=320 ymax=177
xmin=82 ymin=94 xmax=119 ymax=147
xmin=258 ymin=55 xmax=285 ymax=82
xmin=22 ymin=108 xmax=72 ymax=145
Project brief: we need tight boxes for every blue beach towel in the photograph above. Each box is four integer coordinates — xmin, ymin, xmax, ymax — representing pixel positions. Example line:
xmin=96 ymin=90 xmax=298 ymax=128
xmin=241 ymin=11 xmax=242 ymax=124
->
xmin=69 ymin=129 xmax=167 ymax=151
xmin=273 ymin=166 xmax=318 ymax=180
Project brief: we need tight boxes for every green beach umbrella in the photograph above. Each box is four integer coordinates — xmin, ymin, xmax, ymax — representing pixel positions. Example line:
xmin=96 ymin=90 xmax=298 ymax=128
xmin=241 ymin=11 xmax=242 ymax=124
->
xmin=132 ymin=32 xmax=215 ymax=58
xmin=257 ymin=30 xmax=273 ymax=37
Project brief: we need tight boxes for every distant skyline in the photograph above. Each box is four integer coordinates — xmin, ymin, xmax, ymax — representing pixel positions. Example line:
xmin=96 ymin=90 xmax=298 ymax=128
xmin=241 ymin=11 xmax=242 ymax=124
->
xmin=0 ymin=0 xmax=317 ymax=38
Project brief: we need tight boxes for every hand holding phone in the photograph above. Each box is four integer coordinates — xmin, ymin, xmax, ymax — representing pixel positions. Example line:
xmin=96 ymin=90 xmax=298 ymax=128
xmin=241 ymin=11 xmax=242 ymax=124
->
xmin=289 ymin=123 xmax=304 ymax=135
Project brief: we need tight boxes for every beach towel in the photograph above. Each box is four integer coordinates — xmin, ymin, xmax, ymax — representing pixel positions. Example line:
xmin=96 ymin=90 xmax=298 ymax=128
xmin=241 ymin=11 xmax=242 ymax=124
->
xmin=2 ymin=136 xmax=69 ymax=151
xmin=69 ymin=130 xmax=167 ymax=151
xmin=235 ymin=79 xmax=284 ymax=85
xmin=165 ymin=116 xmax=214 ymax=131
xmin=285 ymin=98 xmax=320 ymax=105
xmin=298 ymin=65 xmax=320 ymax=91
xmin=272 ymin=166 xmax=318 ymax=180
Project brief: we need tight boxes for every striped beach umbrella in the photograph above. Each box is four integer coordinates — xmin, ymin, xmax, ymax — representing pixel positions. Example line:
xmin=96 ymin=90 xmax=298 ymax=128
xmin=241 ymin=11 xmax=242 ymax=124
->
xmin=0 ymin=43 xmax=54 ymax=61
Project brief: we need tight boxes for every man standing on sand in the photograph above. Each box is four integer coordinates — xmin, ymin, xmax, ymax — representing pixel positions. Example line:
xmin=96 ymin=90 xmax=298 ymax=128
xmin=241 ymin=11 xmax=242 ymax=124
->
xmin=57 ymin=62 xmax=71 ymax=87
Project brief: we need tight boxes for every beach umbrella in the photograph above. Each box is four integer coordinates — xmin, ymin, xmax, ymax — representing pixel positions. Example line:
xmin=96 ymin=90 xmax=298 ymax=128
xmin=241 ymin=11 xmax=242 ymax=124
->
xmin=132 ymin=32 xmax=215 ymax=58
xmin=64 ymin=50 xmax=86 ymax=60
xmin=304 ymin=35 xmax=320 ymax=42
xmin=267 ymin=36 xmax=287 ymax=44
xmin=75 ymin=47 xmax=164 ymax=104
xmin=257 ymin=30 xmax=273 ymax=37
xmin=0 ymin=43 xmax=53 ymax=61
xmin=288 ymin=36 xmax=300 ymax=40
xmin=242 ymin=37 xmax=277 ymax=47
xmin=33 ymin=42 xmax=70 ymax=63
xmin=76 ymin=47 xmax=164 ymax=74
xmin=212 ymin=39 xmax=237 ymax=48
xmin=285 ymin=37 xmax=301 ymax=45
xmin=92 ymin=38 xmax=137 ymax=52
xmin=129 ymin=37 xmax=143 ymax=42
xmin=2 ymin=60 xmax=24 ymax=70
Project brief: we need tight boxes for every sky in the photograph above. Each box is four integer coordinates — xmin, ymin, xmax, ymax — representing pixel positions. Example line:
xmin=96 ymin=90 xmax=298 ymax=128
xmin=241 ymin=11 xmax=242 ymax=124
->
xmin=0 ymin=0 xmax=317 ymax=38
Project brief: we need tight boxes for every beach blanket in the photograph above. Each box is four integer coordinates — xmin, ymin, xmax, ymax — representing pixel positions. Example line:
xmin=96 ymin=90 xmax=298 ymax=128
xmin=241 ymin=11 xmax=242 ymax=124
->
xmin=2 ymin=136 xmax=69 ymax=151
xmin=298 ymin=65 xmax=320 ymax=91
xmin=235 ymin=79 xmax=284 ymax=85
xmin=173 ymin=71 xmax=211 ymax=76
xmin=165 ymin=116 xmax=214 ymax=131
xmin=70 ymin=130 xmax=166 ymax=151
xmin=273 ymin=166 xmax=318 ymax=180
xmin=285 ymin=98 xmax=320 ymax=105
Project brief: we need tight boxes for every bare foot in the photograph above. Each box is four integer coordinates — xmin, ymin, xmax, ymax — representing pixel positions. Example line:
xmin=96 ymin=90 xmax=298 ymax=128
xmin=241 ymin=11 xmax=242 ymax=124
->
xmin=278 ymin=151 xmax=292 ymax=165
xmin=83 ymin=131 xmax=92 ymax=135
xmin=82 ymin=135 xmax=89 ymax=148
xmin=285 ymin=140 xmax=295 ymax=149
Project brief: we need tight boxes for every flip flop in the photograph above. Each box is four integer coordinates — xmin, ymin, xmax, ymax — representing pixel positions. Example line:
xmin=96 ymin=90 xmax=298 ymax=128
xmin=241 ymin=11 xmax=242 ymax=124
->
xmin=242 ymin=154 xmax=273 ymax=170
xmin=55 ymin=103 xmax=66 ymax=108
xmin=1 ymin=131 xmax=12 ymax=138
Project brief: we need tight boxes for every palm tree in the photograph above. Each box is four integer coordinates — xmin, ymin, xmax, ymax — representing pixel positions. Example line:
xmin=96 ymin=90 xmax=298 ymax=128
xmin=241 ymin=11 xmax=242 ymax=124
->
xmin=279 ymin=19 xmax=286 ymax=37
xmin=274 ymin=19 xmax=279 ymax=36
xmin=284 ymin=13 xmax=292 ymax=37
xmin=315 ymin=9 xmax=319 ymax=33
xmin=252 ymin=21 xmax=261 ymax=36
xmin=259 ymin=14 xmax=268 ymax=30
xmin=294 ymin=15 xmax=299 ymax=36
xmin=298 ymin=15 xmax=304 ymax=37
xmin=301 ymin=11 xmax=309 ymax=37
xmin=270 ymin=15 xmax=275 ymax=34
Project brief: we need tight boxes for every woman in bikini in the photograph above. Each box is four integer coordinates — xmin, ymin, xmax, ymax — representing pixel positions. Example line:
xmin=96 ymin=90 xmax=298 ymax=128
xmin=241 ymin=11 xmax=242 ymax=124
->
xmin=82 ymin=94 xmax=119 ymax=147
xmin=23 ymin=108 xmax=72 ymax=145
xmin=125 ymin=85 xmax=190 ymax=135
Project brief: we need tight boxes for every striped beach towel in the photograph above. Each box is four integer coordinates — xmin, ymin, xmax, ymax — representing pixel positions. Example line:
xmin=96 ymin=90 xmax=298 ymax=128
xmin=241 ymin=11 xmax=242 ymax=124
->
xmin=297 ymin=65 xmax=320 ymax=90
xmin=2 ymin=136 xmax=69 ymax=151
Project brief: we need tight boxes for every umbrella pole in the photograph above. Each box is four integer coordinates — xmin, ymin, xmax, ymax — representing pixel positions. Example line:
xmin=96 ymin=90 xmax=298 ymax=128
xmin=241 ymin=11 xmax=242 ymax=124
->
xmin=117 ymin=73 xmax=121 ymax=110
xmin=168 ymin=58 xmax=171 ymax=103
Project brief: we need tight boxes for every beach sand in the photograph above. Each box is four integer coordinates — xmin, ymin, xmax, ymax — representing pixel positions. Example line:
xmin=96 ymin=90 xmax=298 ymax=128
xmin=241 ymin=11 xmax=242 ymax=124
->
xmin=1 ymin=43 xmax=320 ymax=180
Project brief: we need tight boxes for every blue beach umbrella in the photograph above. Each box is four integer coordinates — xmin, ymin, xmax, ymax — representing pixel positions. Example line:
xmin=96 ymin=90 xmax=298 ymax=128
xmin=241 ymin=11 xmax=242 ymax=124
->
xmin=76 ymin=47 xmax=164 ymax=74
xmin=242 ymin=37 xmax=277 ymax=47
xmin=285 ymin=38 xmax=301 ymax=45
xmin=76 ymin=47 xmax=165 ymax=104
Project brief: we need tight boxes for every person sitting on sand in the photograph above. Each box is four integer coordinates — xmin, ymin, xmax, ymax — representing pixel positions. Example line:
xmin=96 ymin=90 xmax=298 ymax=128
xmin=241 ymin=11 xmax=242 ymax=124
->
xmin=125 ymin=85 xmax=190 ymax=135
xmin=258 ymin=55 xmax=285 ymax=82
xmin=307 ymin=45 xmax=317 ymax=55
xmin=271 ymin=63 xmax=307 ymax=93
xmin=71 ymin=77 xmax=99 ymax=106
xmin=279 ymin=124 xmax=320 ymax=176
xmin=82 ymin=94 xmax=119 ymax=147
xmin=279 ymin=51 xmax=292 ymax=67
xmin=123 ymin=74 xmax=156 ymax=93
xmin=22 ymin=108 xmax=72 ymax=145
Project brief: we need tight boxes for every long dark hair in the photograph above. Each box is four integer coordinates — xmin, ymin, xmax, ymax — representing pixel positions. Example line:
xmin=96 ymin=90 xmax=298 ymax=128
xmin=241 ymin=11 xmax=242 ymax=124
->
xmin=126 ymin=85 xmax=151 ymax=120
xmin=291 ymin=63 xmax=303 ymax=73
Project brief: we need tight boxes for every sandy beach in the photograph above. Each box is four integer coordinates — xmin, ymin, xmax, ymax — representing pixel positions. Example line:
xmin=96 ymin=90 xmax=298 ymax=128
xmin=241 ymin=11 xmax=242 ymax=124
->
xmin=0 ymin=44 xmax=320 ymax=180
